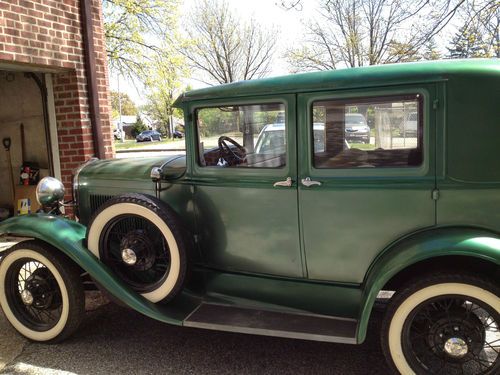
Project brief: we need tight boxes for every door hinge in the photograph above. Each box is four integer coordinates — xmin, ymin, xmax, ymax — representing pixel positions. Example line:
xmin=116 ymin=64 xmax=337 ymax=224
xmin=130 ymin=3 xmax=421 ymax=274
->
xmin=432 ymin=189 xmax=440 ymax=200
xmin=433 ymin=99 xmax=439 ymax=110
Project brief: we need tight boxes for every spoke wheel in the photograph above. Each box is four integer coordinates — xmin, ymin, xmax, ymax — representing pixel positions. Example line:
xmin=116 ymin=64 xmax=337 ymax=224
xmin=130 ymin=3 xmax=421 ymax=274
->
xmin=403 ymin=296 xmax=498 ymax=374
xmin=87 ymin=193 xmax=188 ymax=303
xmin=5 ymin=260 xmax=63 ymax=331
xmin=382 ymin=273 xmax=500 ymax=375
xmin=0 ymin=241 xmax=84 ymax=342
xmin=100 ymin=214 xmax=171 ymax=293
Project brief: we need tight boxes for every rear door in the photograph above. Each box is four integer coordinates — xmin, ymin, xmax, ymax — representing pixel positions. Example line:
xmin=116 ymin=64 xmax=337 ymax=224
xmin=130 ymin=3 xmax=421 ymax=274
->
xmin=297 ymin=86 xmax=437 ymax=283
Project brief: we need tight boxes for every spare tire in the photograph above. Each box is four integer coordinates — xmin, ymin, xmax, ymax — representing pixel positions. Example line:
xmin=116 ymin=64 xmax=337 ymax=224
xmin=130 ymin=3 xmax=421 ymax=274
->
xmin=86 ymin=193 xmax=188 ymax=303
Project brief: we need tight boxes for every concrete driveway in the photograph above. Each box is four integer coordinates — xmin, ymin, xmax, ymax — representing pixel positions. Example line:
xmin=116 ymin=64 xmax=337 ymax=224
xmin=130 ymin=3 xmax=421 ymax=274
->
xmin=0 ymin=295 xmax=390 ymax=375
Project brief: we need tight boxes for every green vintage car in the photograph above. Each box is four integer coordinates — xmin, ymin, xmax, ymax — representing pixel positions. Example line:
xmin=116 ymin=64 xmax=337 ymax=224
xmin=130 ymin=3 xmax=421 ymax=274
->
xmin=1 ymin=59 xmax=499 ymax=374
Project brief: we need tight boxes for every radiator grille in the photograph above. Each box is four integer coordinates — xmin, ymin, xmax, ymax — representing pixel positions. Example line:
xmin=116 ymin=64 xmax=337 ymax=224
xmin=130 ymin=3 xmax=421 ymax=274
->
xmin=89 ymin=194 xmax=113 ymax=216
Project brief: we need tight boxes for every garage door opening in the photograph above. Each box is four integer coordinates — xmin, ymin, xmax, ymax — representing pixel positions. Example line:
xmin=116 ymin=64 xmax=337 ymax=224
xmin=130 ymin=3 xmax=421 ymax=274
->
xmin=0 ymin=71 xmax=54 ymax=219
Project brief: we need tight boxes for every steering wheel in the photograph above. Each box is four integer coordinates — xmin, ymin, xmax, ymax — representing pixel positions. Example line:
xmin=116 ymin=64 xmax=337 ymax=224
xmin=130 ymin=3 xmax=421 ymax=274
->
xmin=218 ymin=136 xmax=247 ymax=165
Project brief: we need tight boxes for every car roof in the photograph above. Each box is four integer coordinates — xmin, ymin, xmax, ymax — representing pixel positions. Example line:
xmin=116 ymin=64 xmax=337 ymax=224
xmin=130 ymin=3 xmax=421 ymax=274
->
xmin=174 ymin=59 xmax=499 ymax=105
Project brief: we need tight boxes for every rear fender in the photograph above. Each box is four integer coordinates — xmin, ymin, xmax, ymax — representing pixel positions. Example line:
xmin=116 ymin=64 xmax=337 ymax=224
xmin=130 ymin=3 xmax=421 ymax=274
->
xmin=357 ymin=227 xmax=500 ymax=343
xmin=0 ymin=214 xmax=183 ymax=326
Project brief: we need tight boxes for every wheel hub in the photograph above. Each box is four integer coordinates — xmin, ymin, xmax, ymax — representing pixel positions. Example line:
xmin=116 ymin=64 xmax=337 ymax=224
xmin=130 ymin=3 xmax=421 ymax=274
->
xmin=121 ymin=248 xmax=137 ymax=266
xmin=24 ymin=269 xmax=56 ymax=310
xmin=444 ymin=337 xmax=468 ymax=358
xmin=120 ymin=230 xmax=156 ymax=271
xmin=426 ymin=307 xmax=485 ymax=361
xmin=20 ymin=289 xmax=34 ymax=306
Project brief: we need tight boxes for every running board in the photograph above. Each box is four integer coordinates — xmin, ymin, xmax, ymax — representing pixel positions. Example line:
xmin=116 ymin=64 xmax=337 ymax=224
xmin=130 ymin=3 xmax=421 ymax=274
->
xmin=184 ymin=303 xmax=357 ymax=344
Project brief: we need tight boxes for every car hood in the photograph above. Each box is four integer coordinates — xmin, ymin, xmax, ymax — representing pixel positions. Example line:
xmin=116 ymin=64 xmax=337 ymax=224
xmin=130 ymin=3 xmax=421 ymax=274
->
xmin=79 ymin=155 xmax=186 ymax=181
xmin=346 ymin=125 xmax=368 ymax=131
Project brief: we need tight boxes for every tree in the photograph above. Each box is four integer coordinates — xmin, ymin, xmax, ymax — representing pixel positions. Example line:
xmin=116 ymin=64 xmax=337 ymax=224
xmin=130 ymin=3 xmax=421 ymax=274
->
xmin=131 ymin=115 xmax=148 ymax=137
xmin=182 ymin=0 xmax=278 ymax=84
xmin=447 ymin=0 xmax=499 ymax=58
xmin=143 ymin=49 xmax=187 ymax=138
xmin=103 ymin=0 xmax=180 ymax=80
xmin=448 ymin=25 xmax=489 ymax=58
xmin=285 ymin=0 xmax=466 ymax=71
xmin=422 ymin=39 xmax=442 ymax=60
xmin=110 ymin=91 xmax=137 ymax=119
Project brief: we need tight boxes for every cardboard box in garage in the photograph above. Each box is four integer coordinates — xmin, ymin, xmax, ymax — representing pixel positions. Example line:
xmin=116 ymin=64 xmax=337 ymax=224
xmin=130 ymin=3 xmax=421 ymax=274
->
xmin=14 ymin=185 xmax=40 ymax=215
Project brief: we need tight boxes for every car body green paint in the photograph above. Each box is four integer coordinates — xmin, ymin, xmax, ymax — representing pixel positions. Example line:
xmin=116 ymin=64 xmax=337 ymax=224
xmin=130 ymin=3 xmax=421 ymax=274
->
xmin=1 ymin=59 xmax=499 ymax=345
xmin=357 ymin=226 xmax=500 ymax=342
xmin=0 ymin=214 xmax=186 ymax=325
xmin=173 ymin=58 xmax=499 ymax=104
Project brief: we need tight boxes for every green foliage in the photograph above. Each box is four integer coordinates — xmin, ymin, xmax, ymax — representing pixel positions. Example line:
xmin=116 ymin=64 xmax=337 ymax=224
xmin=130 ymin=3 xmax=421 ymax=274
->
xmin=103 ymin=0 xmax=180 ymax=80
xmin=422 ymin=39 xmax=442 ymax=60
xmin=448 ymin=25 xmax=490 ymax=58
xmin=143 ymin=49 xmax=187 ymax=138
xmin=131 ymin=115 xmax=148 ymax=137
xmin=110 ymin=91 xmax=137 ymax=119
xmin=197 ymin=108 xmax=236 ymax=137
xmin=447 ymin=2 xmax=499 ymax=59
xmin=197 ymin=107 xmax=283 ymax=138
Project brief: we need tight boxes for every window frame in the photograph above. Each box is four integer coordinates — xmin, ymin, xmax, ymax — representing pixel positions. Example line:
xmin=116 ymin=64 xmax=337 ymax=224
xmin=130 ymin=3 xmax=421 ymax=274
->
xmin=311 ymin=93 xmax=424 ymax=170
xmin=298 ymin=86 xmax=432 ymax=179
xmin=188 ymin=94 xmax=296 ymax=180
xmin=195 ymin=102 xmax=288 ymax=170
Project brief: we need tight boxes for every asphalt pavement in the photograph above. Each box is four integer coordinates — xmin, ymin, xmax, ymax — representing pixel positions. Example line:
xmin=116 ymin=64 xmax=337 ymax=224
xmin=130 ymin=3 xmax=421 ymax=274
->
xmin=0 ymin=295 xmax=390 ymax=375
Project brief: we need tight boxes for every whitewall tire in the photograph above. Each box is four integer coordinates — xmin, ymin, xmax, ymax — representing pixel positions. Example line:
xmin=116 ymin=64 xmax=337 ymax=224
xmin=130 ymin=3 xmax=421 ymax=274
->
xmin=0 ymin=241 xmax=84 ymax=343
xmin=381 ymin=273 xmax=500 ymax=375
xmin=86 ymin=194 xmax=188 ymax=303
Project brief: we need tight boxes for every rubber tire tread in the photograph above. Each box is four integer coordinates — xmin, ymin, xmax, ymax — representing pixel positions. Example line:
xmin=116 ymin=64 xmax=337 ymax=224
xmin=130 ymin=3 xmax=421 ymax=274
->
xmin=380 ymin=272 xmax=500 ymax=375
xmin=86 ymin=193 xmax=189 ymax=303
xmin=0 ymin=240 xmax=85 ymax=343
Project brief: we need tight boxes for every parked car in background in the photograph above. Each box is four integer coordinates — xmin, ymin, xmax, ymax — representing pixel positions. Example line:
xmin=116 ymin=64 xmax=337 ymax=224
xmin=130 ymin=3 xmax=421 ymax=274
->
xmin=344 ymin=113 xmax=370 ymax=144
xmin=136 ymin=130 xmax=162 ymax=142
xmin=0 ymin=60 xmax=499 ymax=375
xmin=255 ymin=122 xmax=329 ymax=154
xmin=173 ymin=130 xmax=184 ymax=139
xmin=113 ymin=128 xmax=123 ymax=140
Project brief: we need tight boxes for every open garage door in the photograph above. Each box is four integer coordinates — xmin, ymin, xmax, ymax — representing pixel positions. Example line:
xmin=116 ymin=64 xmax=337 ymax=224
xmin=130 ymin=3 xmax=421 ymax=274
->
xmin=0 ymin=71 xmax=54 ymax=219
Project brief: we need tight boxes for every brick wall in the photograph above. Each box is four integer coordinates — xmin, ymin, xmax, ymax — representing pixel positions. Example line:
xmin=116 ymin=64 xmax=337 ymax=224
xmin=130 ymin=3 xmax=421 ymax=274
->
xmin=0 ymin=0 xmax=113 ymax=192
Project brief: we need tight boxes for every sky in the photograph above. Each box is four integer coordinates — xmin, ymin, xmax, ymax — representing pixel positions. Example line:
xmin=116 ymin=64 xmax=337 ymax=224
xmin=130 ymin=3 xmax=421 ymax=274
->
xmin=109 ymin=0 xmax=460 ymax=107
xmin=109 ymin=0 xmax=315 ymax=105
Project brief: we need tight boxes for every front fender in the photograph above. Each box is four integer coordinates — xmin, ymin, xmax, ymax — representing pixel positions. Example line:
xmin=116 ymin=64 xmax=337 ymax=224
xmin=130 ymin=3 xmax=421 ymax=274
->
xmin=0 ymin=214 xmax=184 ymax=326
xmin=357 ymin=227 xmax=500 ymax=343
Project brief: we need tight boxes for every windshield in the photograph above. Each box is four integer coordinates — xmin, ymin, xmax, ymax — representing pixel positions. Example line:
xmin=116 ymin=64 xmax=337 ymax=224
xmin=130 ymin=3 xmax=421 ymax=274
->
xmin=345 ymin=113 xmax=367 ymax=125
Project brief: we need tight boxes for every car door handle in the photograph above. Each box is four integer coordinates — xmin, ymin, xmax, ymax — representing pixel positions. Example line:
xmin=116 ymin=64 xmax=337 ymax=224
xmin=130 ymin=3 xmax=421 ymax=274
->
xmin=301 ymin=177 xmax=322 ymax=187
xmin=273 ymin=177 xmax=293 ymax=187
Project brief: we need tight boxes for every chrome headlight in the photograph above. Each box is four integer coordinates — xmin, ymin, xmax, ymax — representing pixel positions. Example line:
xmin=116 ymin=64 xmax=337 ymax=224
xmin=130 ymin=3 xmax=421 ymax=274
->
xmin=36 ymin=177 xmax=65 ymax=207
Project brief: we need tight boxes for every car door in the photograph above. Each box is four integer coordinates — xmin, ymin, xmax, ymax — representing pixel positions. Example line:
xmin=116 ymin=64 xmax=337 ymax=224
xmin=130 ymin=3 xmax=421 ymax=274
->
xmin=188 ymin=95 xmax=304 ymax=278
xmin=297 ymin=86 xmax=437 ymax=283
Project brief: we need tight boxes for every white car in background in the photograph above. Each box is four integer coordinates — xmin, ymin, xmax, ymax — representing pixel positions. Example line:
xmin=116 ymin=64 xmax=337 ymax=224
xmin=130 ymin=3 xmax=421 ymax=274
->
xmin=113 ymin=128 xmax=124 ymax=140
xmin=344 ymin=113 xmax=370 ymax=144
xmin=255 ymin=123 xmax=328 ymax=154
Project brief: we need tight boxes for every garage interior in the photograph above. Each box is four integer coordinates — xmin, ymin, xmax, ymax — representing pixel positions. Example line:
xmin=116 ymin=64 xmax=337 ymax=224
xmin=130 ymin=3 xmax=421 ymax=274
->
xmin=0 ymin=70 xmax=54 ymax=220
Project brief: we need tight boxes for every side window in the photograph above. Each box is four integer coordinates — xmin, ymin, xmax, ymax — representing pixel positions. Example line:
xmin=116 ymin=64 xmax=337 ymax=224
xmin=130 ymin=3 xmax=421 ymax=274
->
xmin=196 ymin=103 xmax=286 ymax=168
xmin=312 ymin=94 xmax=423 ymax=169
